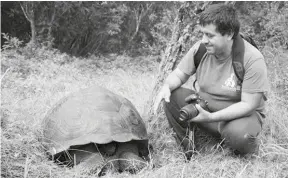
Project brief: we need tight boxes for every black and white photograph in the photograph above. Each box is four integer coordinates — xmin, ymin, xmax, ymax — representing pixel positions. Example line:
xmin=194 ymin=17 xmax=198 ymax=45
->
xmin=1 ymin=1 xmax=288 ymax=178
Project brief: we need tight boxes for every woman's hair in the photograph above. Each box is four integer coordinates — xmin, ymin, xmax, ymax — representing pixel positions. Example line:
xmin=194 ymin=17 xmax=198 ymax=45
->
xmin=199 ymin=4 xmax=240 ymax=39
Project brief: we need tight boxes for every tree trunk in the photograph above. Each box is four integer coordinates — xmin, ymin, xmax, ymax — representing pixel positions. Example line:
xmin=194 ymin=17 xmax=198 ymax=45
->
xmin=20 ymin=1 xmax=57 ymax=47
xmin=30 ymin=14 xmax=36 ymax=45
xmin=20 ymin=2 xmax=37 ymax=45
xmin=128 ymin=3 xmax=153 ymax=44
xmin=129 ymin=19 xmax=140 ymax=43
xmin=144 ymin=2 xmax=199 ymax=122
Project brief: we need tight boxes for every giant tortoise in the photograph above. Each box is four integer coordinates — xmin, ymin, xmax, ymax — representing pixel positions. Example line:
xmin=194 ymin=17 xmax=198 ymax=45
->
xmin=42 ymin=85 xmax=150 ymax=176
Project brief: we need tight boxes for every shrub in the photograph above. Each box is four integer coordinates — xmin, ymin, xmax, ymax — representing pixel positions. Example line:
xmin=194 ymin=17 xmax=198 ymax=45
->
xmin=1 ymin=33 xmax=23 ymax=50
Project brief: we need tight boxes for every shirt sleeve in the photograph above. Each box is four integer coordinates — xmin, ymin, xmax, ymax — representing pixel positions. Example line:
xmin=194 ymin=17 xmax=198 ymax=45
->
xmin=242 ymin=57 xmax=269 ymax=95
xmin=177 ymin=41 xmax=202 ymax=76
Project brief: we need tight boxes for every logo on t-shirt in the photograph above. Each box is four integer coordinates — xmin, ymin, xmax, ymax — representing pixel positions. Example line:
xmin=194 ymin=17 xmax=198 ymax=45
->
xmin=221 ymin=73 xmax=241 ymax=92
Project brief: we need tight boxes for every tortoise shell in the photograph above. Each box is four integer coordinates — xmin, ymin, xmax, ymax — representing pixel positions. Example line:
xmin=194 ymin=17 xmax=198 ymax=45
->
xmin=42 ymin=86 xmax=148 ymax=155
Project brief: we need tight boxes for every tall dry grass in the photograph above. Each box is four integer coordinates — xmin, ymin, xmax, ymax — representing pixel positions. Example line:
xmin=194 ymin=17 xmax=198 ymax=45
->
xmin=1 ymin=46 xmax=288 ymax=178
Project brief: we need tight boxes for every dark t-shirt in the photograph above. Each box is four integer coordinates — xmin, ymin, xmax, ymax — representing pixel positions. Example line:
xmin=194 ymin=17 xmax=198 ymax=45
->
xmin=177 ymin=40 xmax=269 ymax=116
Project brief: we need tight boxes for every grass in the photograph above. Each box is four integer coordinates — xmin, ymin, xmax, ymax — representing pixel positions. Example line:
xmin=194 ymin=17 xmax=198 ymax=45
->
xmin=1 ymin=46 xmax=288 ymax=178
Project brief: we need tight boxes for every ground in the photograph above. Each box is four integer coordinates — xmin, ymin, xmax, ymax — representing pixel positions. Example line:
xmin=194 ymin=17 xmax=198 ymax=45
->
xmin=1 ymin=46 xmax=288 ymax=178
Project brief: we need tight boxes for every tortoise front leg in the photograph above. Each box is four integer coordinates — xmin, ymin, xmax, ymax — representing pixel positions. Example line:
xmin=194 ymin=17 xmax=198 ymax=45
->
xmin=117 ymin=142 xmax=147 ymax=173
xmin=77 ymin=153 xmax=105 ymax=174
xmin=98 ymin=141 xmax=148 ymax=176
xmin=98 ymin=156 xmax=119 ymax=177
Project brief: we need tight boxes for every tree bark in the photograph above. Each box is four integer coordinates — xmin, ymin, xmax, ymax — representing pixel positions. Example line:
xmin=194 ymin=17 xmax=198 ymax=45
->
xmin=144 ymin=2 xmax=199 ymax=122
xmin=20 ymin=2 xmax=37 ymax=45
xmin=30 ymin=13 xmax=36 ymax=45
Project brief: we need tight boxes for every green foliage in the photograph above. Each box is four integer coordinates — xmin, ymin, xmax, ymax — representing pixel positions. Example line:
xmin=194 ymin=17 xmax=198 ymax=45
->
xmin=52 ymin=2 xmax=129 ymax=56
xmin=1 ymin=2 xmax=30 ymax=46
xmin=238 ymin=1 xmax=288 ymax=49
xmin=2 ymin=2 xmax=179 ymax=56
xmin=2 ymin=2 xmax=288 ymax=56
xmin=263 ymin=46 xmax=288 ymax=100
xmin=1 ymin=33 xmax=23 ymax=50
xmin=262 ymin=2 xmax=288 ymax=49
xmin=149 ymin=2 xmax=179 ymax=54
